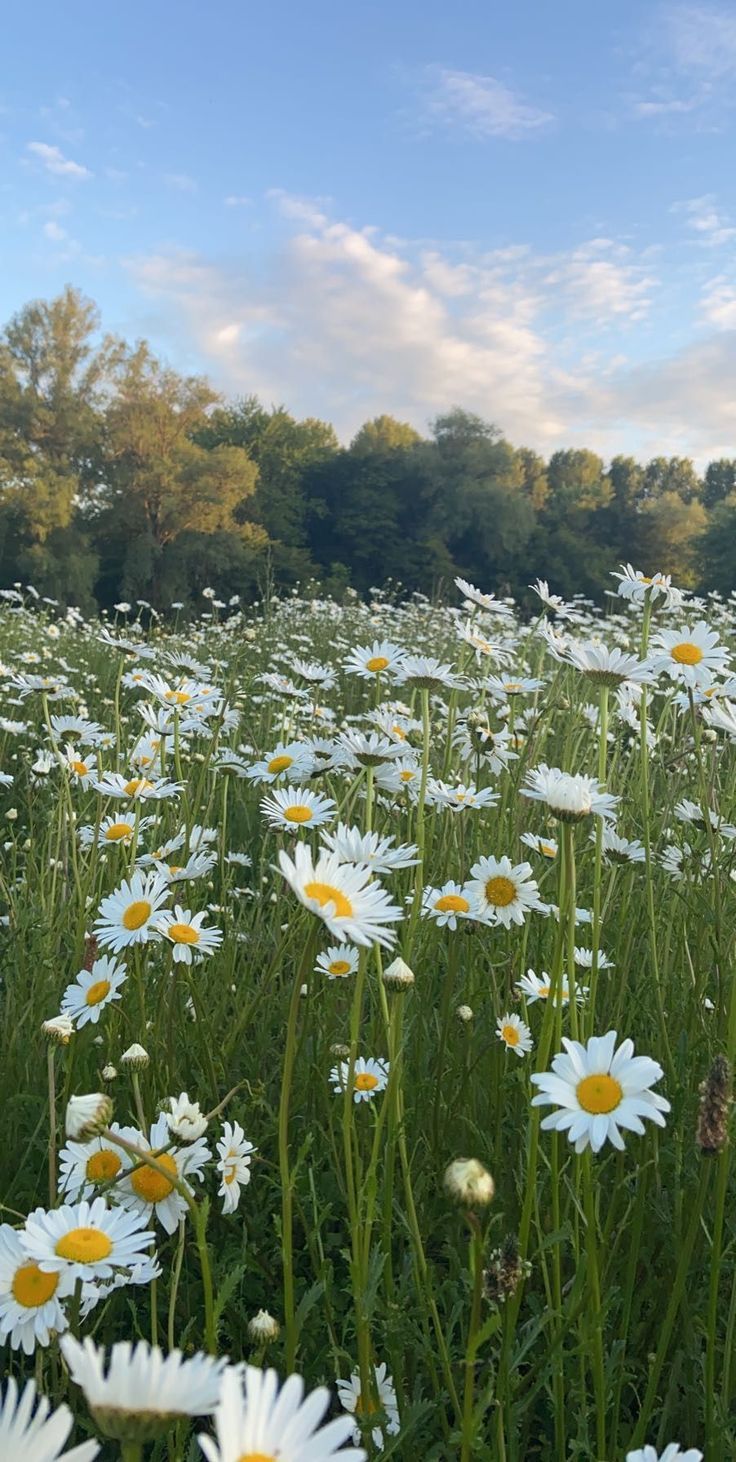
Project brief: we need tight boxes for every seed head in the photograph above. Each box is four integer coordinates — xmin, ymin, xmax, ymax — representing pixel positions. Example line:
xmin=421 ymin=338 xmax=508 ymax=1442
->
xmin=697 ymin=1054 xmax=732 ymax=1155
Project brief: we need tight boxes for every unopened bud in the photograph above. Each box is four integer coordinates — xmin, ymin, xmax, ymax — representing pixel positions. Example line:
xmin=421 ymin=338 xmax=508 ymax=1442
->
xmin=383 ymin=956 xmax=415 ymax=990
xmin=43 ymin=1015 xmax=74 ymax=1045
xmin=444 ymin=1157 xmax=495 ymax=1208
xmin=248 ymin=1308 xmax=280 ymax=1343
xmin=121 ymin=1043 xmax=149 ymax=1069
xmin=66 ymin=1092 xmax=113 ymax=1140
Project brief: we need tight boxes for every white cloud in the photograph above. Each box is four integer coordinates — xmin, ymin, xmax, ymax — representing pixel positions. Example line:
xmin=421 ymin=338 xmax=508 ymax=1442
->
xmin=701 ymin=276 xmax=736 ymax=328
xmin=26 ymin=141 xmax=92 ymax=180
xmin=224 ymin=194 xmax=252 ymax=207
xmin=163 ymin=172 xmax=198 ymax=193
xmin=672 ymin=195 xmax=736 ymax=246
xmin=411 ymin=66 xmax=553 ymax=141
xmin=43 ymin=220 xmax=68 ymax=242
xmin=667 ymin=3 xmax=736 ymax=77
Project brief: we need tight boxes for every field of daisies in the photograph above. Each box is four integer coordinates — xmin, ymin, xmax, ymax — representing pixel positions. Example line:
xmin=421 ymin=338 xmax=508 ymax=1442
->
xmin=1 ymin=569 xmax=734 ymax=1462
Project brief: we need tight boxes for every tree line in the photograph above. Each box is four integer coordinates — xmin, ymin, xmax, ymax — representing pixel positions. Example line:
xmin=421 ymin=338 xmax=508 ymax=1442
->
xmin=1 ymin=286 xmax=734 ymax=614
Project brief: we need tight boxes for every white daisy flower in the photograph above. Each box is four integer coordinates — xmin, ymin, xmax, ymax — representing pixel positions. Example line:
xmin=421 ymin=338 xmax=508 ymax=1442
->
xmin=612 ymin=564 xmax=683 ymax=609
xmin=216 ymin=1121 xmax=256 ymax=1214
xmin=58 ymin=1126 xmax=137 ymax=1201
xmin=245 ymin=741 xmax=314 ymax=785
xmin=625 ymin=1445 xmax=702 ymax=1462
xmin=396 ymin=654 xmax=465 ymax=691
xmin=466 ymin=855 xmax=545 ymax=928
xmin=0 ymin=1377 xmax=99 ymax=1462
xmin=595 ymin=827 xmax=646 ymax=864
xmin=551 ymin=639 xmax=652 ymax=687
xmin=574 ymin=947 xmax=614 ymax=971
xmin=337 ymin=729 xmax=406 ymax=769
xmin=521 ymin=764 xmax=618 ymax=823
xmin=422 ymin=881 xmax=479 ymax=931
xmin=315 ymin=945 xmax=360 ymax=980
xmin=94 ymin=871 xmax=170 ymax=953
xmin=20 ymin=1197 xmax=155 ymax=1284
xmin=516 ymin=969 xmax=585 ymax=1006
xmin=116 ymin=1114 xmax=210 ymax=1235
xmin=650 ymin=622 xmax=729 ymax=688
xmin=60 ymin=745 xmax=96 ymax=783
xmin=320 ymin=823 xmax=418 ymax=873
xmin=520 ymin=831 xmax=558 ymax=860
xmin=0 ymin=1224 xmax=73 ymax=1354
xmin=260 ymin=786 xmax=337 ymax=830
xmin=426 ymin=779 xmax=499 ymax=814
xmin=343 ymin=640 xmax=406 ymax=679
xmin=330 ymin=1056 xmax=389 ymax=1103
xmin=60 ymin=958 xmax=127 ymax=1029
xmin=336 ymin=1361 xmax=400 ymax=1450
xmin=486 ymin=674 xmax=544 ymax=699
xmin=531 ymin=1031 xmax=670 ymax=1154
xmin=156 ymin=907 xmax=223 ymax=963
xmin=455 ymin=577 xmax=514 ymax=616
xmin=79 ymin=815 xmax=153 ymax=850
xmin=530 ymin=578 xmax=571 ymax=617
xmin=60 ymin=1335 xmax=228 ymax=1435
xmin=278 ymin=844 xmax=403 ymax=949
xmin=198 ymin=1366 xmax=365 ymax=1461
xmin=91 ymin=771 xmax=183 ymax=801
xmin=496 ymin=1013 xmax=533 ymax=1056
xmin=164 ymin=1093 xmax=209 ymax=1143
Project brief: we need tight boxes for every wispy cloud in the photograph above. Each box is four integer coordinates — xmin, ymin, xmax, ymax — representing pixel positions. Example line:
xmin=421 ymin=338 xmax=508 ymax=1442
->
xmin=409 ymin=66 xmax=553 ymax=141
xmin=26 ymin=141 xmax=92 ymax=180
xmin=673 ymin=194 xmax=736 ymax=245
xmin=632 ymin=4 xmax=736 ymax=121
xmin=667 ymin=3 xmax=736 ymax=77
xmin=163 ymin=172 xmax=198 ymax=193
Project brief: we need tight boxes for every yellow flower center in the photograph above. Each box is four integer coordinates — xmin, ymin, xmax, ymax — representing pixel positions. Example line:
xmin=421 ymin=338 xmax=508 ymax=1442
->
xmin=168 ymin=922 xmax=200 ymax=944
xmin=165 ymin=690 xmax=191 ymax=704
xmin=237 ymin=1454 xmax=276 ymax=1462
xmin=399 ymin=770 xmax=415 ymax=782
xmin=355 ymin=1393 xmax=380 ymax=1415
xmin=505 ymin=682 xmax=522 ymax=693
xmin=131 ymin=1151 xmax=178 ymax=1203
xmin=436 ymin=893 xmax=470 ymax=913
xmin=354 ymin=1072 xmax=379 ymax=1091
xmin=124 ymin=778 xmax=153 ymax=796
xmin=168 ymin=866 xmax=183 ymax=876
xmin=284 ymin=805 xmax=313 ymax=823
xmin=85 ymin=979 xmax=111 ymax=1006
xmin=268 ymin=755 xmax=292 ymax=774
xmin=329 ymin=960 xmax=352 ymax=975
xmin=671 ymin=641 xmax=704 ymax=666
xmin=540 ymin=843 xmax=556 ymax=858
xmin=501 ymin=1023 xmax=520 ymax=1045
xmin=12 ymin=1263 xmax=59 ymax=1308
xmin=365 ymin=655 xmax=390 ymax=672
xmin=304 ymin=881 xmax=353 ymax=917
xmin=640 ymin=575 xmax=653 ymax=584
xmin=55 ymin=1227 xmax=113 ymax=1263
xmin=122 ymin=900 xmax=152 ymax=931
xmin=576 ymin=1073 xmax=623 ymax=1114
xmin=224 ymin=1166 xmax=237 ymax=1185
xmin=86 ymin=1149 xmax=122 ymax=1182
xmin=71 ymin=760 xmax=89 ymax=776
xmin=485 ymin=875 xmax=516 ymax=907
xmin=104 ymin=822 xmax=134 ymax=842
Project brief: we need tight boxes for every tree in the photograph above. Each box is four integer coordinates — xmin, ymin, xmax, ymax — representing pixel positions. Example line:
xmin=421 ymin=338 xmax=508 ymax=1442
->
xmin=350 ymin=415 xmax=422 ymax=454
xmin=703 ymin=460 xmax=736 ymax=510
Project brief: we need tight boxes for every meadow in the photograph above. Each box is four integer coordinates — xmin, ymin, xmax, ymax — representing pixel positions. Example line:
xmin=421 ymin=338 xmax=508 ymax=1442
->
xmin=0 ymin=569 xmax=732 ymax=1462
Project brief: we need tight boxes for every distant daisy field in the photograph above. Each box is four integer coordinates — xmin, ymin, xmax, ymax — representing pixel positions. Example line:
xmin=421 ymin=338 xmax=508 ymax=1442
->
xmin=1 ymin=570 xmax=733 ymax=1462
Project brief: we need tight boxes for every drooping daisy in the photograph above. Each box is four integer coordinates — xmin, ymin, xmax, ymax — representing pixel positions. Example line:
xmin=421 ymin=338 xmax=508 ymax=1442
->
xmin=198 ymin=1365 xmax=365 ymax=1462
xmin=625 ymin=1445 xmax=702 ymax=1462
xmin=58 ymin=1127 xmax=137 ymax=1201
xmin=595 ymin=827 xmax=646 ymax=864
xmin=336 ymin=1361 xmax=400 ymax=1450
xmin=650 ymin=622 xmax=729 ymax=688
xmin=278 ymin=844 xmax=403 ymax=949
xmin=455 ymin=577 xmax=514 ymax=617
xmin=315 ymin=945 xmax=360 ymax=980
xmin=521 ymin=764 xmax=618 ymax=823
xmin=553 ymin=639 xmax=652 ymax=688
xmin=0 ymin=1224 xmax=72 ymax=1354
xmin=216 ymin=1121 xmax=256 ymax=1214
xmin=0 ymin=1378 xmax=99 ymax=1462
xmin=60 ymin=957 xmax=127 ymax=1028
xmin=343 ymin=641 xmax=406 ymax=680
xmin=116 ymin=1114 xmax=210 ymax=1235
xmin=531 ymin=1031 xmax=670 ymax=1153
xmin=260 ymin=786 xmax=337 ymax=831
xmin=422 ymin=881 xmax=479 ymax=931
xmin=520 ymin=831 xmax=558 ymax=860
xmin=496 ymin=1013 xmax=533 ymax=1057
xmin=612 ymin=564 xmax=683 ymax=609
xmin=320 ymin=823 xmax=419 ymax=874
xmin=60 ymin=1336 xmax=228 ymax=1437
xmin=467 ymin=855 xmax=545 ymax=928
xmin=156 ymin=907 xmax=223 ymax=964
xmin=574 ymin=946 xmax=614 ymax=972
xmin=330 ymin=1056 xmax=389 ymax=1103
xmin=20 ymin=1197 xmax=155 ymax=1284
xmin=94 ymin=871 xmax=170 ymax=953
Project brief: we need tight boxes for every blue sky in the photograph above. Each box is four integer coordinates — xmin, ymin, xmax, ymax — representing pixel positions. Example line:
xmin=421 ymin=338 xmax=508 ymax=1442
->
xmin=2 ymin=0 xmax=736 ymax=461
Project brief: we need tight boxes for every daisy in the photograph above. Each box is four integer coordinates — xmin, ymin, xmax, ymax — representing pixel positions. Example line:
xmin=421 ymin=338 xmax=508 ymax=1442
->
xmin=625 ymin=1446 xmax=702 ymax=1461
xmin=320 ymin=823 xmax=419 ymax=873
xmin=455 ymin=577 xmax=513 ymax=617
xmin=337 ymin=729 xmax=405 ymax=768
xmin=486 ymin=674 xmax=544 ymax=699
xmin=0 ymin=1378 xmax=99 ymax=1462
xmin=530 ymin=578 xmax=571 ymax=617
xmin=315 ymin=944 xmax=360 ymax=980
xmin=517 ymin=969 xmax=585 ymax=1006
xmin=156 ymin=907 xmax=223 ymax=963
xmin=0 ymin=1224 xmax=73 ymax=1354
xmin=612 ymin=564 xmax=683 ymax=609
xmin=650 ymin=622 xmax=729 ymax=688
xmin=20 ymin=1197 xmax=155 ymax=1284
xmin=198 ymin=1365 xmax=365 ymax=1462
xmin=426 ymin=779 xmax=499 ymax=814
xmin=79 ymin=814 xmax=153 ymax=850
xmin=521 ymin=764 xmax=618 ymax=823
xmin=154 ymin=851 xmax=218 ymax=885
xmin=94 ymin=871 xmax=170 ymax=953
xmin=61 ymin=745 xmax=96 ymax=783
xmin=595 ymin=827 xmax=646 ymax=864
xmin=58 ymin=1127 xmax=137 ymax=1201
xmin=574 ymin=947 xmax=614 ymax=972
xmin=260 ymin=786 xmax=337 ymax=830
xmin=60 ymin=1336 xmax=228 ymax=1436
xmin=467 ymin=855 xmax=545 ymax=928
xmin=520 ymin=831 xmax=558 ymax=860
xmin=422 ymin=881 xmax=479 ymax=931
xmin=278 ymin=844 xmax=403 ymax=949
xmin=60 ymin=957 xmax=127 ymax=1028
xmin=531 ymin=1031 xmax=670 ymax=1153
xmin=453 ymin=718 xmax=517 ymax=774
xmin=216 ymin=1121 xmax=256 ymax=1214
xmin=496 ymin=1013 xmax=533 ymax=1057
xmin=396 ymin=655 xmax=464 ymax=691
xmin=245 ymin=741 xmax=313 ymax=785
xmin=554 ymin=639 xmax=652 ymax=688
xmin=336 ymin=1362 xmax=400 ymax=1450
xmin=92 ymin=771 xmax=183 ymax=801
xmin=344 ymin=640 xmax=406 ymax=679
xmin=330 ymin=1056 xmax=389 ymax=1103
xmin=116 ymin=1114 xmax=210 ymax=1235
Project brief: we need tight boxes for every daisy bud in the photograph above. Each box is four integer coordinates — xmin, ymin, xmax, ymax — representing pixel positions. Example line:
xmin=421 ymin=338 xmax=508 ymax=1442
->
xmin=696 ymin=1054 xmax=732 ymax=1155
xmin=248 ymin=1308 xmax=280 ymax=1343
xmin=383 ymin=956 xmax=415 ymax=990
xmin=102 ymin=1064 xmax=118 ymax=1081
xmin=42 ymin=1014 xmax=74 ymax=1045
xmin=444 ymin=1157 xmax=495 ymax=1208
xmin=121 ymin=1043 xmax=149 ymax=1069
xmin=66 ymin=1092 xmax=113 ymax=1140
xmin=164 ymin=1092 xmax=208 ymax=1143
xmin=456 ymin=1004 xmax=474 ymax=1024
